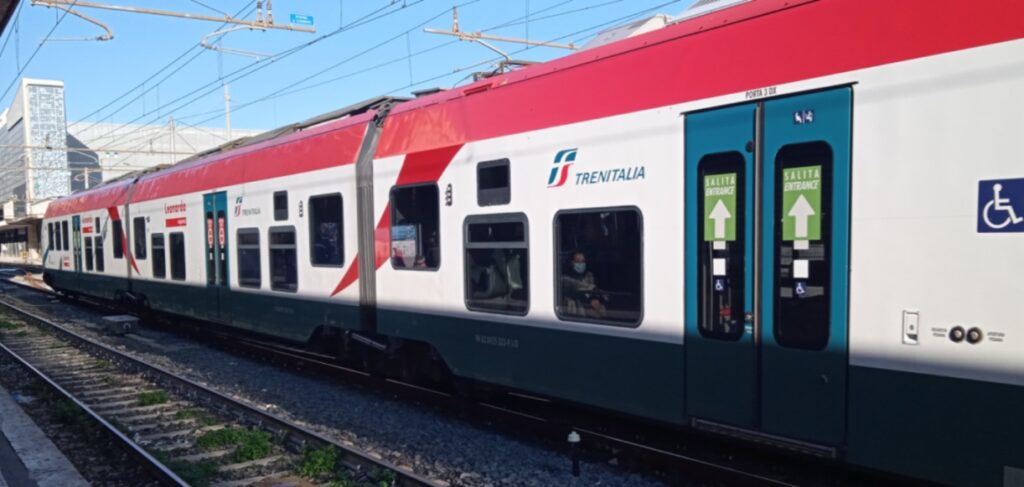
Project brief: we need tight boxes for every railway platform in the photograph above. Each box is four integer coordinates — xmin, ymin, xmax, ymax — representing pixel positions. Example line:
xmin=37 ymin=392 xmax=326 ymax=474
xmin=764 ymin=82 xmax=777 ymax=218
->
xmin=0 ymin=382 xmax=88 ymax=487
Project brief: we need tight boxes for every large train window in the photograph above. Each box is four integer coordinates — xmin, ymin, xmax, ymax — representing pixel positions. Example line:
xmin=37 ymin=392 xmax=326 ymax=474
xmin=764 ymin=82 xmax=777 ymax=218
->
xmin=309 ymin=194 xmax=343 ymax=267
xmin=696 ymin=152 xmax=746 ymax=341
xmin=61 ymin=220 xmax=69 ymax=251
xmin=773 ymin=141 xmax=833 ymax=351
xmin=47 ymin=223 xmax=54 ymax=250
xmin=390 ymin=184 xmax=440 ymax=270
xmin=84 ymin=237 xmax=94 ymax=271
xmin=152 ymin=234 xmax=166 ymax=279
xmin=169 ymin=232 xmax=186 ymax=281
xmin=54 ymin=222 xmax=61 ymax=251
xmin=112 ymin=220 xmax=124 ymax=259
xmin=269 ymin=226 xmax=297 ymax=292
xmin=464 ymin=214 xmax=528 ymax=315
xmin=477 ymin=159 xmax=511 ymax=206
xmin=237 ymin=228 xmax=261 ymax=288
xmin=95 ymin=235 xmax=105 ymax=272
xmin=554 ymin=208 xmax=643 ymax=327
xmin=133 ymin=217 xmax=147 ymax=260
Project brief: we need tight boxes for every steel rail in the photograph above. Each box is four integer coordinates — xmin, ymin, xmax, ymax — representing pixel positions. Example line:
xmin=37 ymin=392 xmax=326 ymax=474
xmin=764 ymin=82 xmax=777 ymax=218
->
xmin=0 ymin=298 xmax=439 ymax=487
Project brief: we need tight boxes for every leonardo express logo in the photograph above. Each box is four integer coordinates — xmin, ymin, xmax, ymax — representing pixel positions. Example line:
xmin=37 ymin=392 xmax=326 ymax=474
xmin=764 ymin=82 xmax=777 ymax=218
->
xmin=546 ymin=148 xmax=646 ymax=188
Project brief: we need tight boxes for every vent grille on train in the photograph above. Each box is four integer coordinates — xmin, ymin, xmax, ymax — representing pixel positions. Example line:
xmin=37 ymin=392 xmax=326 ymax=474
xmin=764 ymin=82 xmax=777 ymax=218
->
xmin=675 ymin=0 xmax=750 ymax=22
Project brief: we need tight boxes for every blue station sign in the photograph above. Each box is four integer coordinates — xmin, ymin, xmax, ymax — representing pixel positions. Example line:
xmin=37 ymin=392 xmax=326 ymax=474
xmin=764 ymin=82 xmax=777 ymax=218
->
xmin=290 ymin=13 xmax=314 ymax=25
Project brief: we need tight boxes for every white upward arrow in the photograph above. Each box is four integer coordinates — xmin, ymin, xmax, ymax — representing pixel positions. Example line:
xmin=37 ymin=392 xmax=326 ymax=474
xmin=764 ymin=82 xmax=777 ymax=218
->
xmin=709 ymin=199 xmax=732 ymax=240
xmin=788 ymin=194 xmax=816 ymax=239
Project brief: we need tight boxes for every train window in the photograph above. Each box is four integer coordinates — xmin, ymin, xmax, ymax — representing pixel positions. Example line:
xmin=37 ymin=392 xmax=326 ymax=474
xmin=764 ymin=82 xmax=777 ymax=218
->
xmin=47 ymin=223 xmax=54 ymax=250
xmin=464 ymin=214 xmax=529 ymax=315
xmin=61 ymin=220 xmax=69 ymax=251
xmin=773 ymin=142 xmax=833 ymax=351
xmin=54 ymin=222 xmax=61 ymax=251
xmin=477 ymin=159 xmax=511 ymax=206
xmin=113 ymin=220 xmax=124 ymax=259
xmin=237 ymin=228 xmax=261 ymax=288
xmin=169 ymin=232 xmax=186 ymax=281
xmin=554 ymin=208 xmax=643 ymax=326
xmin=274 ymin=191 xmax=288 ymax=221
xmin=133 ymin=216 xmax=147 ymax=260
xmin=84 ymin=237 xmax=94 ymax=271
xmin=269 ymin=226 xmax=297 ymax=292
xmin=152 ymin=234 xmax=166 ymax=279
xmin=95 ymin=235 xmax=105 ymax=272
xmin=309 ymin=194 xmax=343 ymax=267
xmin=696 ymin=152 xmax=746 ymax=341
xmin=390 ymin=184 xmax=440 ymax=270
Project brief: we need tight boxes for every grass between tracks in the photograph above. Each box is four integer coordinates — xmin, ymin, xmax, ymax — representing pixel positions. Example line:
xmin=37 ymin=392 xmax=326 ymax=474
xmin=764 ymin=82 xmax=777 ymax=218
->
xmin=196 ymin=426 xmax=274 ymax=462
xmin=136 ymin=391 xmax=170 ymax=406
xmin=300 ymin=446 xmax=397 ymax=487
xmin=0 ymin=319 xmax=22 ymax=331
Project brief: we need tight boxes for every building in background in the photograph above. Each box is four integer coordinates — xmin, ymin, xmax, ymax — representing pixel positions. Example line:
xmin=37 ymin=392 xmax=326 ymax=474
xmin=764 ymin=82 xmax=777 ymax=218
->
xmin=0 ymin=77 xmax=260 ymax=264
xmin=68 ymin=121 xmax=261 ymax=186
xmin=0 ymin=78 xmax=70 ymax=263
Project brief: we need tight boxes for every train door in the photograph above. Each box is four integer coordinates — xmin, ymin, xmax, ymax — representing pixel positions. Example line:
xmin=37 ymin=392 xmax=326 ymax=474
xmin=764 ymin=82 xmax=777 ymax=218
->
xmin=685 ymin=88 xmax=851 ymax=448
xmin=204 ymin=192 xmax=229 ymax=320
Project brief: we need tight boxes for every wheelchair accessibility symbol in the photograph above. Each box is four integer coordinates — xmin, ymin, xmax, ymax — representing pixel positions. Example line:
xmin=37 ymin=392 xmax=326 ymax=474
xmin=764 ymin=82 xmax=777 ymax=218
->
xmin=978 ymin=179 xmax=1024 ymax=233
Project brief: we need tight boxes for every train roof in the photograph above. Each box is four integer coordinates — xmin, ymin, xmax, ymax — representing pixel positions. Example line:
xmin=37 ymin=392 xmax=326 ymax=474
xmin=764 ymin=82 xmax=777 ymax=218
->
xmin=46 ymin=0 xmax=1024 ymax=218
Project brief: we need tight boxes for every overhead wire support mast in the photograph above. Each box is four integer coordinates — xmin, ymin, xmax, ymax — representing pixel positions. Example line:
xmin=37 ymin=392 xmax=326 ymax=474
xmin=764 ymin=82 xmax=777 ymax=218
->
xmin=424 ymin=7 xmax=576 ymax=74
xmin=30 ymin=0 xmax=316 ymax=33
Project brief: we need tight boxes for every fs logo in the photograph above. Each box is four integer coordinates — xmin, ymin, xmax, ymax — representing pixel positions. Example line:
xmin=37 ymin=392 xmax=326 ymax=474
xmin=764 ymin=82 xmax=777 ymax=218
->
xmin=234 ymin=196 xmax=243 ymax=217
xmin=547 ymin=148 xmax=577 ymax=188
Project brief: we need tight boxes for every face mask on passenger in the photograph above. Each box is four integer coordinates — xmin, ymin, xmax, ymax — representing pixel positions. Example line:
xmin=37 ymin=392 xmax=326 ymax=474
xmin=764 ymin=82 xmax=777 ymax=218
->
xmin=573 ymin=262 xmax=586 ymax=274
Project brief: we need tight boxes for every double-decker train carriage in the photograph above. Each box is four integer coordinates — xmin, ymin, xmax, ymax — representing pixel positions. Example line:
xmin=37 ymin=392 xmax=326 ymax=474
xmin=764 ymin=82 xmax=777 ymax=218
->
xmin=42 ymin=1 xmax=1024 ymax=485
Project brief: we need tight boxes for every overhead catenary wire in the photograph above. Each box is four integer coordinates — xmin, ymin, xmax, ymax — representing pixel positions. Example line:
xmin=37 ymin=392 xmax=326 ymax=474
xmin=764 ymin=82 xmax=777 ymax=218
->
xmin=89 ymin=0 xmax=423 ymax=151
xmin=68 ymin=0 xmax=257 ymax=132
xmin=0 ymin=0 xmax=80 ymax=104
xmin=186 ymin=0 xmax=656 ymax=126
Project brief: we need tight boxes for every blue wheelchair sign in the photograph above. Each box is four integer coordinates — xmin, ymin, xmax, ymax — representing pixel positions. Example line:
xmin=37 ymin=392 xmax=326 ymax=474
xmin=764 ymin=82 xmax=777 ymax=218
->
xmin=978 ymin=178 xmax=1024 ymax=233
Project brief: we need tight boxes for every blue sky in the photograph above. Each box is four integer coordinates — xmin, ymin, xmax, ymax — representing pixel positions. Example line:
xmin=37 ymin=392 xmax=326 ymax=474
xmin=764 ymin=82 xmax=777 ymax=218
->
xmin=0 ymin=0 xmax=694 ymax=132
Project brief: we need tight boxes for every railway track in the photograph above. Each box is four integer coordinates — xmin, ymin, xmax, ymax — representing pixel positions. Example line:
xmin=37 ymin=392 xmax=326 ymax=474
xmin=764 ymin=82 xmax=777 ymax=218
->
xmin=0 ymin=294 xmax=437 ymax=487
xmin=0 ymin=270 xmax=904 ymax=486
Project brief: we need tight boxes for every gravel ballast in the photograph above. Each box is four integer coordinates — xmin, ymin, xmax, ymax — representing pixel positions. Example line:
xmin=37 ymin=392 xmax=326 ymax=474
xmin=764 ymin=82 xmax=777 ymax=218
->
xmin=0 ymin=280 xmax=669 ymax=486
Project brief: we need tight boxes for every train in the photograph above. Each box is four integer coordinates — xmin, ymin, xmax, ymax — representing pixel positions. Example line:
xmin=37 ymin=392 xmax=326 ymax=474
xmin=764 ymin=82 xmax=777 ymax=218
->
xmin=41 ymin=1 xmax=1024 ymax=485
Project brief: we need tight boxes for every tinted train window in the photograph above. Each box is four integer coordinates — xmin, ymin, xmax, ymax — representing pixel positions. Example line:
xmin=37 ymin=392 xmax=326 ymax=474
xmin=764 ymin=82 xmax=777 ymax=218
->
xmin=464 ymin=214 xmax=528 ymax=315
xmin=773 ymin=142 xmax=833 ymax=351
xmin=152 ymin=234 xmax=166 ymax=279
xmin=54 ymin=223 xmax=61 ymax=251
xmin=133 ymin=217 xmax=147 ymax=260
xmin=696 ymin=152 xmax=746 ymax=341
xmin=269 ymin=226 xmax=297 ymax=292
xmin=390 ymin=184 xmax=440 ymax=270
xmin=95 ymin=236 xmax=105 ymax=272
xmin=169 ymin=232 xmax=186 ymax=281
xmin=274 ymin=191 xmax=288 ymax=221
xmin=555 ymin=208 xmax=643 ymax=326
xmin=84 ymin=237 xmax=94 ymax=271
xmin=309 ymin=194 xmax=343 ymax=267
xmin=61 ymin=220 xmax=69 ymax=251
xmin=47 ymin=223 xmax=54 ymax=250
xmin=113 ymin=220 xmax=124 ymax=259
xmin=477 ymin=159 xmax=511 ymax=206
xmin=237 ymin=228 xmax=261 ymax=288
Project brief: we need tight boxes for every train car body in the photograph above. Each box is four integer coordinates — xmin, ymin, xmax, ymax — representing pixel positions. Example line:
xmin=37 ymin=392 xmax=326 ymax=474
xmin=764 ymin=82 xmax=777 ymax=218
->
xmin=43 ymin=1 xmax=1024 ymax=485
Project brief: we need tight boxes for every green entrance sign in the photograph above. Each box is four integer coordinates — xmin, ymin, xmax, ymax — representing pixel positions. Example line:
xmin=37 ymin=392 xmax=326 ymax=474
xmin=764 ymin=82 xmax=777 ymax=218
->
xmin=703 ymin=173 xmax=737 ymax=242
xmin=782 ymin=165 xmax=822 ymax=241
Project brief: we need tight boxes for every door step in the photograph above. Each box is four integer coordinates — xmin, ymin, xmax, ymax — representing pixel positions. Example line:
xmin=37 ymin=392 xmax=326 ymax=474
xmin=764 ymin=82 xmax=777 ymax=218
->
xmin=691 ymin=418 xmax=837 ymax=458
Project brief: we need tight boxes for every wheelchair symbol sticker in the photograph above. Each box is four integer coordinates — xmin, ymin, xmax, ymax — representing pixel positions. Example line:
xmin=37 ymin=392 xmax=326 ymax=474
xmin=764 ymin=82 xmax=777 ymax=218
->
xmin=795 ymin=281 xmax=807 ymax=296
xmin=978 ymin=178 xmax=1024 ymax=233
